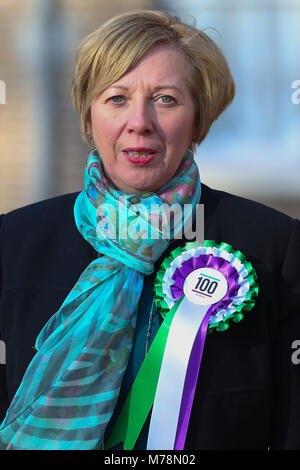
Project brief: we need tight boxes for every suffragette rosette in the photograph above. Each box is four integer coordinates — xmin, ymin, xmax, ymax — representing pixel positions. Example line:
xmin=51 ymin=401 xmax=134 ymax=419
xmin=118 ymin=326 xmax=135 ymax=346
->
xmin=154 ymin=240 xmax=258 ymax=332
xmin=106 ymin=241 xmax=258 ymax=451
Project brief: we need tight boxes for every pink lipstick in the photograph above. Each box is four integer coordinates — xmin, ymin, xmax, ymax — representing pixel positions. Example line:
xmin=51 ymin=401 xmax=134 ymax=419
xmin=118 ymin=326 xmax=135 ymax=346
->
xmin=123 ymin=147 xmax=157 ymax=165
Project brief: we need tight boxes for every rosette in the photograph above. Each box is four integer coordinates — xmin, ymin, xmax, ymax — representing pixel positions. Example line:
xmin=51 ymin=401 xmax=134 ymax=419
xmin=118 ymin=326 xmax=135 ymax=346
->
xmin=154 ymin=240 xmax=258 ymax=333
xmin=105 ymin=241 xmax=258 ymax=451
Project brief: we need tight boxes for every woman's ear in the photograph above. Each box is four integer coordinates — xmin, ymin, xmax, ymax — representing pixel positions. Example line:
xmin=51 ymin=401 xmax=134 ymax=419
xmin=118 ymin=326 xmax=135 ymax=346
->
xmin=86 ymin=111 xmax=93 ymax=140
xmin=86 ymin=109 xmax=92 ymax=132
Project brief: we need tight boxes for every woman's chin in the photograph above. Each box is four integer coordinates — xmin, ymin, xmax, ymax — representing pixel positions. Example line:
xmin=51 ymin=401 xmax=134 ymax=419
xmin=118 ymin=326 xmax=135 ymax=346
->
xmin=113 ymin=170 xmax=168 ymax=194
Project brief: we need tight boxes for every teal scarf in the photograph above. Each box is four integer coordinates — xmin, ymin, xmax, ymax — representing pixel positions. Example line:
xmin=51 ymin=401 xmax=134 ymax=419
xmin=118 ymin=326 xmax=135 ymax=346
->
xmin=0 ymin=148 xmax=200 ymax=450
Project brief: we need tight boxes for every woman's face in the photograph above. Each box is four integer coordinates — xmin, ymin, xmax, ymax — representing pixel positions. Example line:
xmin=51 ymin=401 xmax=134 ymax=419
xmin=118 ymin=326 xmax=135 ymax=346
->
xmin=90 ymin=43 xmax=197 ymax=194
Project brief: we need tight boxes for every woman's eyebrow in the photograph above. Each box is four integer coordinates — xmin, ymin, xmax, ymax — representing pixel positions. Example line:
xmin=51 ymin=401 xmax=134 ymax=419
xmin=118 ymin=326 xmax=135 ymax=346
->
xmin=107 ymin=85 xmax=128 ymax=91
xmin=152 ymin=85 xmax=183 ymax=95
xmin=106 ymin=85 xmax=183 ymax=95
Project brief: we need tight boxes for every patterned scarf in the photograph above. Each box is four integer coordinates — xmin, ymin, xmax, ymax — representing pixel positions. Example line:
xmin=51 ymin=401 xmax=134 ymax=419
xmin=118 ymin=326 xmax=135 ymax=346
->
xmin=0 ymin=148 xmax=200 ymax=450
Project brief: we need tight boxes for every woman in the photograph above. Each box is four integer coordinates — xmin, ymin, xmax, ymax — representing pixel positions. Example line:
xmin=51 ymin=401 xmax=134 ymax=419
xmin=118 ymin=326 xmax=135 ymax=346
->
xmin=0 ymin=10 xmax=299 ymax=450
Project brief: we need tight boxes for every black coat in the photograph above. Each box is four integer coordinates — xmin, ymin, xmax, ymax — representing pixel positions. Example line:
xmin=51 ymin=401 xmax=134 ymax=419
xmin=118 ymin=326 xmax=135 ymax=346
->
xmin=0 ymin=184 xmax=300 ymax=450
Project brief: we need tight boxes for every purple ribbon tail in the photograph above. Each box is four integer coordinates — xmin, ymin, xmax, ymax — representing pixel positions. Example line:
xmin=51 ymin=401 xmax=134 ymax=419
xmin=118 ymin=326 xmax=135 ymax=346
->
xmin=174 ymin=308 xmax=212 ymax=450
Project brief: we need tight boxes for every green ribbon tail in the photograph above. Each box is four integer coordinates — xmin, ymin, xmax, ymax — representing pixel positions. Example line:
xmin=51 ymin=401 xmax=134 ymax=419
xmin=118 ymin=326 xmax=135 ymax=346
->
xmin=104 ymin=297 xmax=183 ymax=450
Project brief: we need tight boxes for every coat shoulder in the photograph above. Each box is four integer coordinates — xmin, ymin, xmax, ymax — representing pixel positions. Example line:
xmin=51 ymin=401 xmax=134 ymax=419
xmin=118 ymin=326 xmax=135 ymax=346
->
xmin=0 ymin=192 xmax=82 ymax=264
xmin=202 ymin=184 xmax=296 ymax=233
xmin=0 ymin=192 xmax=93 ymax=292
xmin=0 ymin=193 xmax=81 ymax=246
xmin=201 ymin=184 xmax=299 ymax=270
xmin=1 ymin=192 xmax=79 ymax=227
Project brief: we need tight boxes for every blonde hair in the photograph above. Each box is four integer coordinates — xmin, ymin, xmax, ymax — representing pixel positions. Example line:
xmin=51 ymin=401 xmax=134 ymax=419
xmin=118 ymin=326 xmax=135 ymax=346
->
xmin=71 ymin=10 xmax=235 ymax=149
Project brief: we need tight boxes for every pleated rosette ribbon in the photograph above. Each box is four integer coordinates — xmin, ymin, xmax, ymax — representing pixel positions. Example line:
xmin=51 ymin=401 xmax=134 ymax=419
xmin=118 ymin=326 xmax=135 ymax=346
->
xmin=105 ymin=240 xmax=258 ymax=450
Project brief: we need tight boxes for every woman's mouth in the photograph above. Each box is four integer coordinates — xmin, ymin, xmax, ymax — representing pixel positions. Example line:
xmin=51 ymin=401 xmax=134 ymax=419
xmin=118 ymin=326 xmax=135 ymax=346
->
xmin=123 ymin=148 xmax=157 ymax=165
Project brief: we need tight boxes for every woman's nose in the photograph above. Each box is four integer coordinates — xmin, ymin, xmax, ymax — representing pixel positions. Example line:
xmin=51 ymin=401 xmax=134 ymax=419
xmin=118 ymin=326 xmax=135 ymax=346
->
xmin=126 ymin=101 xmax=154 ymax=135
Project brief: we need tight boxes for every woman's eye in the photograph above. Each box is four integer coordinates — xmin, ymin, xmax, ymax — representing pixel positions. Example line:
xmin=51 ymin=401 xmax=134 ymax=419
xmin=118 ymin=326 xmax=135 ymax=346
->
xmin=109 ymin=95 xmax=125 ymax=104
xmin=157 ymin=95 xmax=175 ymax=104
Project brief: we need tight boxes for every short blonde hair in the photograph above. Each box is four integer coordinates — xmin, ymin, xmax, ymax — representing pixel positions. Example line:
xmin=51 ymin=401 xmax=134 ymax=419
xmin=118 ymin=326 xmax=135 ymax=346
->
xmin=71 ymin=10 xmax=235 ymax=149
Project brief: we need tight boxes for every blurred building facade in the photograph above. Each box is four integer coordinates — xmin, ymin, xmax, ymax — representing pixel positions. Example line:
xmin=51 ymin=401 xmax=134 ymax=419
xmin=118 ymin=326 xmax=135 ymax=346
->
xmin=163 ymin=0 xmax=300 ymax=218
xmin=0 ymin=0 xmax=299 ymax=218
xmin=0 ymin=0 xmax=158 ymax=213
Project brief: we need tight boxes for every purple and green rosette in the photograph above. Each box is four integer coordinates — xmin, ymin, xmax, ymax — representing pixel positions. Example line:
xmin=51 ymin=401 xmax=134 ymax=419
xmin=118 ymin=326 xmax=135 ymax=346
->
xmin=154 ymin=240 xmax=258 ymax=333
xmin=105 ymin=240 xmax=258 ymax=451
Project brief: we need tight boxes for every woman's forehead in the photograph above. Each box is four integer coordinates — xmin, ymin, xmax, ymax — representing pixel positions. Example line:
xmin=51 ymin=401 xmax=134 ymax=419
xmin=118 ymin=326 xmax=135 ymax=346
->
xmin=103 ymin=44 xmax=190 ymax=92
